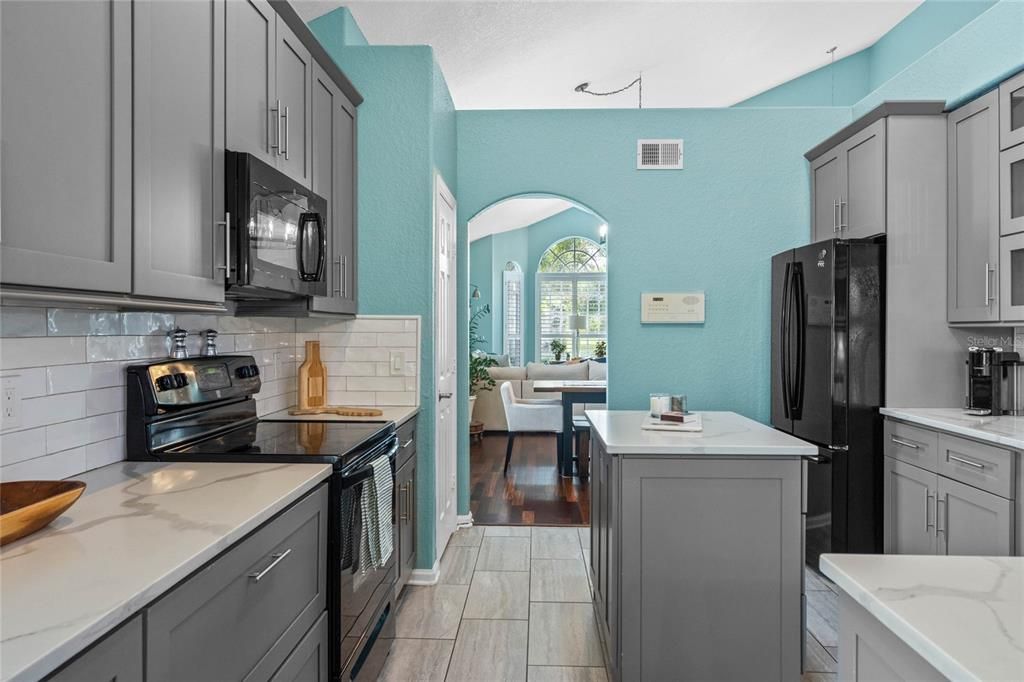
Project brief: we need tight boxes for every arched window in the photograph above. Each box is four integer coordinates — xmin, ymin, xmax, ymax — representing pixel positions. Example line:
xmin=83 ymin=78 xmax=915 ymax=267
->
xmin=537 ymin=237 xmax=608 ymax=361
xmin=502 ymin=261 xmax=524 ymax=366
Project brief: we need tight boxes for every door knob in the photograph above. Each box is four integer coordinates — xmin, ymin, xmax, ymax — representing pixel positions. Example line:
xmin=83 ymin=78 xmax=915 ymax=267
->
xmin=438 ymin=392 xmax=452 ymax=400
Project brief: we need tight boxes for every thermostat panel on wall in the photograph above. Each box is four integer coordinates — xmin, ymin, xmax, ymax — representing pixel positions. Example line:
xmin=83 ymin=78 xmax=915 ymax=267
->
xmin=641 ymin=292 xmax=705 ymax=324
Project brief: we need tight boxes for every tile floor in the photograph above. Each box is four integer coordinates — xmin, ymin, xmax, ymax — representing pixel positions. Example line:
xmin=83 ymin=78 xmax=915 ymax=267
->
xmin=382 ymin=524 xmax=840 ymax=682
xmin=381 ymin=525 xmax=605 ymax=682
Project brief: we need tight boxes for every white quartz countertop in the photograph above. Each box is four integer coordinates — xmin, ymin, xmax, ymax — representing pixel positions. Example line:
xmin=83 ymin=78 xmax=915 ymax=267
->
xmin=881 ymin=407 xmax=1024 ymax=451
xmin=821 ymin=553 xmax=1024 ymax=682
xmin=585 ymin=410 xmax=817 ymax=456
xmin=264 ymin=405 xmax=419 ymax=425
xmin=0 ymin=461 xmax=333 ymax=682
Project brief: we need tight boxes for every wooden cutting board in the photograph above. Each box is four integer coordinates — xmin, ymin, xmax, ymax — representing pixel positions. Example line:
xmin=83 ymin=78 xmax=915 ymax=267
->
xmin=288 ymin=406 xmax=385 ymax=417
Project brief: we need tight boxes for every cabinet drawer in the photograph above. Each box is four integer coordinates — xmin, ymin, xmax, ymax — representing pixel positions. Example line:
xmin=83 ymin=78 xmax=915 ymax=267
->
xmin=47 ymin=615 xmax=142 ymax=682
xmin=146 ymin=484 xmax=328 ymax=682
xmin=937 ymin=434 xmax=1015 ymax=499
xmin=884 ymin=420 xmax=939 ymax=470
xmin=396 ymin=417 xmax=417 ymax=469
xmin=268 ymin=612 xmax=329 ymax=682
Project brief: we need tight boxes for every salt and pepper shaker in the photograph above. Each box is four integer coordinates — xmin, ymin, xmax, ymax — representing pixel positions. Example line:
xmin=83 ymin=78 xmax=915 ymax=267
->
xmin=201 ymin=329 xmax=219 ymax=357
xmin=168 ymin=328 xmax=189 ymax=359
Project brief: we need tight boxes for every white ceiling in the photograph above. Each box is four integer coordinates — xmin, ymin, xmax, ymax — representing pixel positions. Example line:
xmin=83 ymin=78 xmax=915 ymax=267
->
xmin=292 ymin=0 xmax=922 ymax=109
xmin=468 ymin=197 xmax=578 ymax=241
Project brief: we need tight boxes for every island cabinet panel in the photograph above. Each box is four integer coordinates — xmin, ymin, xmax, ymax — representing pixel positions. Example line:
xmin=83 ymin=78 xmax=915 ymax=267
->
xmin=147 ymin=484 xmax=328 ymax=682
xmin=46 ymin=616 xmax=142 ymax=682
xmin=269 ymin=612 xmax=329 ymax=682
xmin=597 ymin=452 xmax=802 ymax=682
xmin=395 ymin=417 xmax=419 ymax=596
xmin=837 ymin=593 xmax=944 ymax=681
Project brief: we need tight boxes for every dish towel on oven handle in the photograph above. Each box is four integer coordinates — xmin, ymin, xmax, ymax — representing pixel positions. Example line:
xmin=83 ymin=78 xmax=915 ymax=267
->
xmin=360 ymin=454 xmax=394 ymax=572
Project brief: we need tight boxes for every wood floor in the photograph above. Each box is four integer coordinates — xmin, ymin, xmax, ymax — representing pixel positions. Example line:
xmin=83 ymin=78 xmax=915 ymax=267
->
xmin=803 ymin=566 xmax=840 ymax=681
xmin=470 ymin=433 xmax=589 ymax=526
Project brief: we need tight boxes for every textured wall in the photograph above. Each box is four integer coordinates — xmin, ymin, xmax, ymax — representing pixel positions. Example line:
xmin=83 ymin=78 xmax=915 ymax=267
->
xmin=457 ymin=107 xmax=850 ymax=421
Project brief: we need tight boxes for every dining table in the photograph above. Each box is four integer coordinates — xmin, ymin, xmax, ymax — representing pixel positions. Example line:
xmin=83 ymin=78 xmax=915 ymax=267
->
xmin=532 ymin=379 xmax=608 ymax=477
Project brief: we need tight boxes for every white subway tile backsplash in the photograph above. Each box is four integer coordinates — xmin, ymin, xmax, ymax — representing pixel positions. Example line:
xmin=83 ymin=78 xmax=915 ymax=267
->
xmin=327 ymin=390 xmax=376 ymax=406
xmin=120 ymin=312 xmax=176 ymax=336
xmin=18 ymin=393 xmax=87 ymax=431
xmin=346 ymin=376 xmax=407 ymax=392
xmin=339 ymin=347 xmax=390 ymax=362
xmin=1 ymin=336 xmax=86 ymax=369
xmin=376 ymin=332 xmax=417 ymax=347
xmin=46 ymin=413 xmax=122 ymax=454
xmin=86 ymin=386 xmax=125 ymax=416
xmin=326 ymin=362 xmax=378 ymax=377
xmin=0 ymin=427 xmax=47 ymax=466
xmin=1 ymin=368 xmax=48 ymax=398
xmin=0 ymin=447 xmax=88 ymax=482
xmin=319 ymin=332 xmax=377 ymax=347
xmin=47 ymin=309 xmax=121 ymax=336
xmin=86 ymin=335 xmax=170 ymax=362
xmin=0 ymin=307 xmax=47 ymax=337
xmin=86 ymin=436 xmax=125 ymax=470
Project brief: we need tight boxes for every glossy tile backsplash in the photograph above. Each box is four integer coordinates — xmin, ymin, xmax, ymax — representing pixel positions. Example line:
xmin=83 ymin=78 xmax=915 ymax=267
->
xmin=0 ymin=309 xmax=419 ymax=482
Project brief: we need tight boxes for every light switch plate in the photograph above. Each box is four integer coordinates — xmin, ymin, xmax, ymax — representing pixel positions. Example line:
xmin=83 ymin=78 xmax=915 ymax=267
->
xmin=641 ymin=292 xmax=705 ymax=324
xmin=390 ymin=351 xmax=406 ymax=376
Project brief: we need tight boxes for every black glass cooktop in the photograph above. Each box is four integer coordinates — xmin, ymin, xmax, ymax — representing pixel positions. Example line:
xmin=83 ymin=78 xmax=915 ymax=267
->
xmin=167 ymin=420 xmax=394 ymax=469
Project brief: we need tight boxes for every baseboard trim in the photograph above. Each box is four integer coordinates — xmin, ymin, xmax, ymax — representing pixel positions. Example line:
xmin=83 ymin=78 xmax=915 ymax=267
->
xmin=407 ymin=560 xmax=440 ymax=586
xmin=456 ymin=513 xmax=474 ymax=527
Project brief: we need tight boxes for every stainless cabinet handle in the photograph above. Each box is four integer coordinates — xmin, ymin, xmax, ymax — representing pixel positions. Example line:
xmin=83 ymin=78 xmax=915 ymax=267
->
xmin=333 ymin=257 xmax=342 ymax=296
xmin=248 ymin=548 xmax=291 ymax=582
xmin=342 ymin=256 xmax=348 ymax=298
xmin=985 ymin=262 xmax=993 ymax=305
xmin=401 ymin=438 xmax=414 ymax=449
xmin=936 ymin=497 xmax=947 ymax=536
xmin=926 ymin=491 xmax=935 ymax=531
xmin=833 ymin=199 xmax=839 ymax=233
xmin=213 ymin=212 xmax=231 ymax=279
xmin=890 ymin=436 xmax=920 ymax=450
xmin=283 ymin=105 xmax=290 ymax=160
xmin=398 ymin=483 xmax=409 ymax=521
xmin=839 ymin=198 xmax=847 ymax=232
xmin=948 ymin=454 xmax=986 ymax=470
xmin=271 ymin=99 xmax=282 ymax=153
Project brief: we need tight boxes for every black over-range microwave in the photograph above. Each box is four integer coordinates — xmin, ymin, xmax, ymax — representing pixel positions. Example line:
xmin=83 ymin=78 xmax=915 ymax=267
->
xmin=225 ymin=151 xmax=328 ymax=299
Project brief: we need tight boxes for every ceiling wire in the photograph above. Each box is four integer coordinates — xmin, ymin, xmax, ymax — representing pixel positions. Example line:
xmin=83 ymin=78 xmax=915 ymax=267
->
xmin=826 ymin=46 xmax=837 ymax=106
xmin=574 ymin=73 xmax=643 ymax=109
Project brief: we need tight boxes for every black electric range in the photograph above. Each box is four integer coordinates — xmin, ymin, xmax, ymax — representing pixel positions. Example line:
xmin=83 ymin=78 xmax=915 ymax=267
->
xmin=125 ymin=355 xmax=398 ymax=681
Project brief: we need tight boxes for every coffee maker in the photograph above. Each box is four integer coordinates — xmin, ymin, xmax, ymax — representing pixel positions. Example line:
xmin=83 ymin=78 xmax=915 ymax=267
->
xmin=965 ymin=346 xmax=1022 ymax=415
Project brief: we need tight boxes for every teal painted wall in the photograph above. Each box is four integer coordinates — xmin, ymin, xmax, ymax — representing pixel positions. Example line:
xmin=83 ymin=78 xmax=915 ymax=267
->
xmin=457 ymin=107 xmax=851 ymax=422
xmin=310 ymin=11 xmax=460 ymax=568
xmin=735 ymin=0 xmax=997 ymax=107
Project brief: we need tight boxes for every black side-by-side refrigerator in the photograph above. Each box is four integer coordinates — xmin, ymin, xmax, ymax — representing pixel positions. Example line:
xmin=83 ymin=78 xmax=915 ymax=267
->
xmin=771 ymin=238 xmax=885 ymax=567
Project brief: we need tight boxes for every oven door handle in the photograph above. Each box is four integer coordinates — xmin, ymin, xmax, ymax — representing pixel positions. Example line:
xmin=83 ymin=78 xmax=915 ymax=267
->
xmin=341 ymin=440 xmax=400 ymax=490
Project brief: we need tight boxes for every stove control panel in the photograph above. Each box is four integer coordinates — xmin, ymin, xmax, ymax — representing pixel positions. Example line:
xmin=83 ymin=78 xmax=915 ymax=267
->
xmin=127 ymin=355 xmax=262 ymax=410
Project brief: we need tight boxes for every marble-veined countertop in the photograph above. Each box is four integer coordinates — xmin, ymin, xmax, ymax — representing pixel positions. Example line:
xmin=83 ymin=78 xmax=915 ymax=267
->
xmin=0 ymin=461 xmax=332 ymax=682
xmin=821 ymin=553 xmax=1024 ymax=681
xmin=263 ymin=405 xmax=418 ymax=425
xmin=881 ymin=407 xmax=1024 ymax=450
xmin=585 ymin=410 xmax=817 ymax=456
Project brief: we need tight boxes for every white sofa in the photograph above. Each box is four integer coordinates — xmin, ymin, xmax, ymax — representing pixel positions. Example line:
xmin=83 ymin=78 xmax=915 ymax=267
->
xmin=474 ymin=360 xmax=607 ymax=431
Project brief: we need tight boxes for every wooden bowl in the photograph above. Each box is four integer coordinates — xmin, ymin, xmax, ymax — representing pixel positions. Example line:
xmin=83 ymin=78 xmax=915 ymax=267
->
xmin=0 ymin=480 xmax=86 ymax=546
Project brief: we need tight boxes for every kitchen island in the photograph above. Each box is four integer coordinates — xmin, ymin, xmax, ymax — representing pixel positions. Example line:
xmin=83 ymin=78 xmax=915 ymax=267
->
xmin=821 ymin=553 xmax=1023 ymax=681
xmin=585 ymin=410 xmax=816 ymax=682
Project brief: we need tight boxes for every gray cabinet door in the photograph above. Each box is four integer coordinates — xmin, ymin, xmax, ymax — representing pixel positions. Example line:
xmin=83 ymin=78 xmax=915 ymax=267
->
xmin=274 ymin=16 xmax=312 ymax=186
xmin=999 ymin=69 xmax=1024 ymax=150
xmin=811 ymin=147 xmax=842 ymax=243
xmin=841 ymin=119 xmax=886 ymax=239
xmin=396 ymin=456 xmax=417 ymax=592
xmin=269 ymin=612 xmax=329 ymax=682
xmin=948 ymin=91 xmax=1000 ymax=322
xmin=226 ymin=0 xmax=276 ymax=167
xmin=1000 ymin=230 xmax=1024 ymax=322
xmin=618 ymin=457 xmax=802 ymax=682
xmin=48 ymin=616 xmax=142 ymax=682
xmin=132 ymin=0 xmax=226 ymax=303
xmin=0 ymin=0 xmax=132 ymax=292
xmin=310 ymin=63 xmax=357 ymax=315
xmin=1000 ymin=142 xmax=1024 ymax=237
xmin=938 ymin=476 xmax=1014 ymax=556
xmin=884 ymin=457 xmax=937 ymax=555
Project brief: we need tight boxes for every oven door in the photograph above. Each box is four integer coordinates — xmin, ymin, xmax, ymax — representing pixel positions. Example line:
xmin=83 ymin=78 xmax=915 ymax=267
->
xmin=227 ymin=151 xmax=328 ymax=298
xmin=338 ymin=437 xmax=398 ymax=677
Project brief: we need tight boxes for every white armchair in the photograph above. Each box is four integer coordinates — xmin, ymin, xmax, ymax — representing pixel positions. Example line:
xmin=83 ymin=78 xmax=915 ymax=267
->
xmin=499 ymin=382 xmax=563 ymax=475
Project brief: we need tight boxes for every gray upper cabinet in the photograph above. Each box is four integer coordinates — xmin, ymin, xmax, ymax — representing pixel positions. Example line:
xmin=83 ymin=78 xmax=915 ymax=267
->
xmin=310 ymin=62 xmax=358 ymax=315
xmin=938 ymin=476 xmax=1014 ymax=556
xmin=1001 ymin=141 xmax=1024 ymax=237
xmin=227 ymin=0 xmax=277 ymax=167
xmin=948 ymin=91 xmax=1000 ymax=322
xmin=274 ymin=17 xmax=313 ymax=187
xmin=884 ymin=457 xmax=937 ymax=556
xmin=811 ymin=148 xmax=843 ymax=243
xmin=842 ymin=119 xmax=886 ymax=239
xmin=132 ymin=0 xmax=226 ymax=303
xmin=0 ymin=0 xmax=132 ymax=293
xmin=999 ymin=69 xmax=1024 ymax=150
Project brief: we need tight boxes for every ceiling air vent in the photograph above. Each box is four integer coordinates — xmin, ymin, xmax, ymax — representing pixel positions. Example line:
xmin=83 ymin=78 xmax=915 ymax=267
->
xmin=637 ymin=139 xmax=684 ymax=170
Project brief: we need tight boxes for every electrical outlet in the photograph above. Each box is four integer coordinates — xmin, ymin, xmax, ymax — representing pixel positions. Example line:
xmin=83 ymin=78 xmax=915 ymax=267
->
xmin=389 ymin=351 xmax=405 ymax=376
xmin=2 ymin=377 xmax=22 ymax=430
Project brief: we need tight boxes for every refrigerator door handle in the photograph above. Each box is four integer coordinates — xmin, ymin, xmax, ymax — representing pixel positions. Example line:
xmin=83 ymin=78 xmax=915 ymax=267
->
xmin=780 ymin=262 xmax=793 ymax=419
xmin=792 ymin=263 xmax=807 ymax=418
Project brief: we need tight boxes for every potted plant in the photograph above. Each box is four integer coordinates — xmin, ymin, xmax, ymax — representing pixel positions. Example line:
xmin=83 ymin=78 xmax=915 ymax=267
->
xmin=594 ymin=340 xmax=607 ymax=362
xmin=550 ymin=339 xmax=567 ymax=363
xmin=469 ymin=304 xmax=495 ymax=421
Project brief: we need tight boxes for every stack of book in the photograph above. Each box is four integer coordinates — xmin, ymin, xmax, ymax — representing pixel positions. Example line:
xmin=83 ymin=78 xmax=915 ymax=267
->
xmin=640 ymin=411 xmax=703 ymax=432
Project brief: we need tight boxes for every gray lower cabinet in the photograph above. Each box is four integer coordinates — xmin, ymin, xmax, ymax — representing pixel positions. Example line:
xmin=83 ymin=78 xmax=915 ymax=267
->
xmin=591 ymin=438 xmax=802 ymax=682
xmin=0 ymin=0 xmax=133 ymax=293
xmin=148 ymin=484 xmax=328 ymax=682
xmin=395 ymin=416 xmax=418 ymax=593
xmin=310 ymin=62 xmax=358 ymax=315
xmin=46 ymin=616 xmax=143 ymax=682
xmin=132 ymin=0 xmax=226 ymax=303
xmin=948 ymin=91 xmax=1001 ymax=322
xmin=884 ymin=418 xmax=1017 ymax=557
xmin=838 ymin=593 xmax=944 ymax=681
xmin=269 ymin=612 xmax=329 ymax=682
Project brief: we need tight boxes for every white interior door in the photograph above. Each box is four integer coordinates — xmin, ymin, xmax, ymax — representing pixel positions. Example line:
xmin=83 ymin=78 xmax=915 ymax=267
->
xmin=434 ymin=173 xmax=458 ymax=559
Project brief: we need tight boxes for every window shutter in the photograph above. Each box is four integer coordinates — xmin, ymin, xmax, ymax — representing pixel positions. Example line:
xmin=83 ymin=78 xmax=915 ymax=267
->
xmin=503 ymin=269 xmax=523 ymax=366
